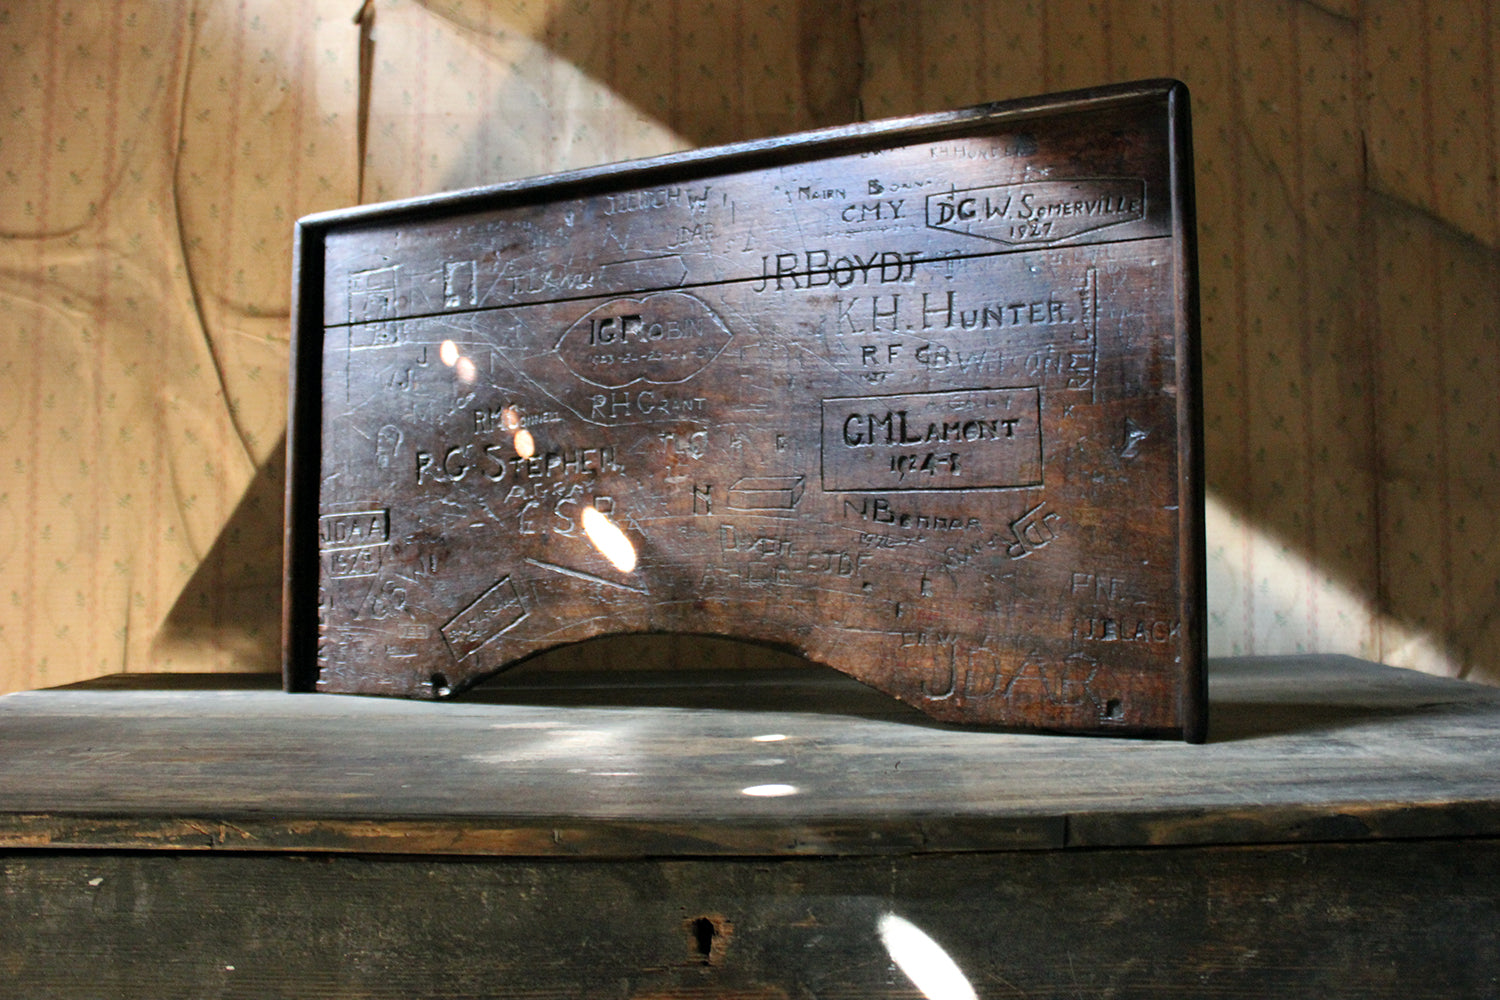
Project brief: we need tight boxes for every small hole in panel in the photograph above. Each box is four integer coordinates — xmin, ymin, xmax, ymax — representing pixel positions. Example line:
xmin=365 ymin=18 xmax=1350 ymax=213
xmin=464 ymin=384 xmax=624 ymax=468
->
xmin=1103 ymin=698 xmax=1124 ymax=721
xmin=691 ymin=916 xmax=718 ymax=957
xmin=430 ymin=673 xmax=452 ymax=698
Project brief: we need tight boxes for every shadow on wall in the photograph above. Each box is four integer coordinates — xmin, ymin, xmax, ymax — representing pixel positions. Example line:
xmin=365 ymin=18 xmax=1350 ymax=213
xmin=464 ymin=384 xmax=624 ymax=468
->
xmin=153 ymin=439 xmax=287 ymax=672
xmin=157 ymin=0 xmax=878 ymax=676
xmin=158 ymin=0 xmax=1500 ymax=685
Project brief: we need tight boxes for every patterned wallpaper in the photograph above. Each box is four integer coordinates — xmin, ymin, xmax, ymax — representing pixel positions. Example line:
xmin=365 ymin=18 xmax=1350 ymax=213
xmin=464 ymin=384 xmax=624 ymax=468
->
xmin=1 ymin=0 xmax=1496 ymax=692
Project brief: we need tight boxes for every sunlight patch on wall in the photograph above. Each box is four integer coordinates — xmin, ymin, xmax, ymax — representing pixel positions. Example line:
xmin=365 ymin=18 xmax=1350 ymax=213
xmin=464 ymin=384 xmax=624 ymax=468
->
xmin=1206 ymin=490 xmax=1453 ymax=677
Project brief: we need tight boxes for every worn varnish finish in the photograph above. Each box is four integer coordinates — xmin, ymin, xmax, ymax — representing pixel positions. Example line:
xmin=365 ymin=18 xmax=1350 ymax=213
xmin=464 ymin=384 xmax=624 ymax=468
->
xmin=286 ymin=80 xmax=1205 ymax=738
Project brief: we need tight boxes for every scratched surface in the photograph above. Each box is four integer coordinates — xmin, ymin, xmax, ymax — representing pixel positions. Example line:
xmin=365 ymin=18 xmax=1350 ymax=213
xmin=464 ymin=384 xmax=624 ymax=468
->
xmin=291 ymin=81 xmax=1204 ymax=737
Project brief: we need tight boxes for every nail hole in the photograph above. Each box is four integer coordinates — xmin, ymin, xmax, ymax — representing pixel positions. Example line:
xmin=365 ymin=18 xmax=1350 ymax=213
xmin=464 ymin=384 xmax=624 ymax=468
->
xmin=430 ymin=673 xmax=452 ymax=698
xmin=1104 ymin=698 xmax=1123 ymax=720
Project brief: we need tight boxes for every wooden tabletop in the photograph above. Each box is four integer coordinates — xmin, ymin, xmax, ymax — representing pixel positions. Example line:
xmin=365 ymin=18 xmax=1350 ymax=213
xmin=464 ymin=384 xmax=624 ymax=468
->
xmin=1 ymin=654 xmax=1497 ymax=858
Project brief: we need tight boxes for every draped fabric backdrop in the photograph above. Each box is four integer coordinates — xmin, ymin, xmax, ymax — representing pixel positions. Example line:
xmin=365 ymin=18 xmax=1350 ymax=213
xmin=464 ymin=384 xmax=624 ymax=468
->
xmin=2 ymin=0 xmax=1497 ymax=693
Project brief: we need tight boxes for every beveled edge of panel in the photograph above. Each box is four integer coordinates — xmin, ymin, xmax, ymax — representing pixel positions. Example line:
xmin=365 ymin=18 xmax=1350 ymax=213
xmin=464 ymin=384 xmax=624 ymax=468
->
xmin=284 ymin=219 xmax=325 ymax=693
xmin=295 ymin=79 xmax=1187 ymax=236
xmin=1167 ymin=82 xmax=1207 ymax=743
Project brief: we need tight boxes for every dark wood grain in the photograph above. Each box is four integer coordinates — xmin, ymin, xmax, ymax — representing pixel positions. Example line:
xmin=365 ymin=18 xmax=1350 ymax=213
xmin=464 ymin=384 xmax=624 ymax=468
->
xmin=287 ymin=80 xmax=1205 ymax=738
xmin=5 ymin=656 xmax=1498 ymax=996
xmin=3 ymin=839 xmax=1497 ymax=999
xmin=2 ymin=656 xmax=1497 ymax=857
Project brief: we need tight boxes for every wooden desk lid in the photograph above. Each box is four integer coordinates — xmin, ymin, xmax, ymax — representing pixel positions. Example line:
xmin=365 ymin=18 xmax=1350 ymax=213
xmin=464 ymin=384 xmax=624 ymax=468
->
xmin=286 ymin=80 xmax=1204 ymax=738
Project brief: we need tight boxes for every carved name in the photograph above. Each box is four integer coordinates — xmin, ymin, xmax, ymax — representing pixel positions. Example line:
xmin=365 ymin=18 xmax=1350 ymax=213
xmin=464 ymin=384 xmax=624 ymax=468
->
xmin=926 ymin=178 xmax=1145 ymax=244
xmin=821 ymin=388 xmax=1043 ymax=492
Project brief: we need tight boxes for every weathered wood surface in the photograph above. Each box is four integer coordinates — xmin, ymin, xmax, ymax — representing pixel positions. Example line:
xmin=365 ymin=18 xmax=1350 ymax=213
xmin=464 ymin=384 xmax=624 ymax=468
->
xmin=3 ymin=839 xmax=1497 ymax=999
xmin=288 ymin=80 xmax=1204 ymax=737
xmin=1 ymin=655 xmax=1497 ymax=857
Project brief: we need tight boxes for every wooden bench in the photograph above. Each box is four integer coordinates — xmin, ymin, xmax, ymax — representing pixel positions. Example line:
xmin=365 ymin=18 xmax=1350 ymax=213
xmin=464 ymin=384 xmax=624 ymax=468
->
xmin=2 ymin=653 xmax=1497 ymax=996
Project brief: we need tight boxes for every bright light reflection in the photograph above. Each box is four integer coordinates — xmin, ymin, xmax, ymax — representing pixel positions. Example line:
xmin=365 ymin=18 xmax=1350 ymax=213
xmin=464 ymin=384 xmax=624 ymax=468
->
xmin=581 ymin=505 xmax=637 ymax=573
xmin=501 ymin=405 xmax=522 ymax=431
xmin=439 ymin=339 xmax=460 ymax=366
xmin=454 ymin=356 xmax=477 ymax=384
xmin=877 ymin=913 xmax=977 ymax=1000
xmin=751 ymin=734 xmax=788 ymax=743
xmin=741 ymin=783 xmax=798 ymax=797
xmin=514 ymin=427 xmax=536 ymax=459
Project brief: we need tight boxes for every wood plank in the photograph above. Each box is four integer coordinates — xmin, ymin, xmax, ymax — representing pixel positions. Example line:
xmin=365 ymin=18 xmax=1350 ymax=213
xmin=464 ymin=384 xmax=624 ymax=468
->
xmin=0 ymin=655 xmax=1498 ymax=856
xmin=2 ymin=838 xmax=1496 ymax=998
